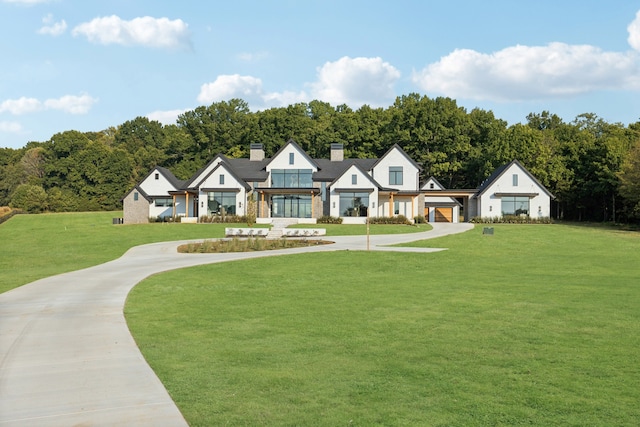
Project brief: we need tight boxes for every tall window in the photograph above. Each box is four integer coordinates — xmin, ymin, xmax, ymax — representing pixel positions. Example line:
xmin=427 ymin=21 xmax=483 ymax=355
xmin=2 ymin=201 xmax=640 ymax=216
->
xmin=289 ymin=152 xmax=295 ymax=165
xmin=271 ymin=169 xmax=313 ymax=188
xmin=352 ymin=174 xmax=357 ymax=185
xmin=501 ymin=196 xmax=529 ymax=216
xmin=512 ymin=174 xmax=519 ymax=186
xmin=219 ymin=174 xmax=225 ymax=185
xmin=208 ymin=192 xmax=236 ymax=215
xmin=339 ymin=192 xmax=369 ymax=217
xmin=389 ymin=166 xmax=403 ymax=185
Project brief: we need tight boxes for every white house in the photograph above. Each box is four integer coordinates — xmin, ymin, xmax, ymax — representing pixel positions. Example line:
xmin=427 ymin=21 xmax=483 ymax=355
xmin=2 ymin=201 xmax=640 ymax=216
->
xmin=123 ymin=142 xmax=552 ymax=224
xmin=469 ymin=160 xmax=553 ymax=219
xmin=123 ymin=140 xmax=423 ymax=224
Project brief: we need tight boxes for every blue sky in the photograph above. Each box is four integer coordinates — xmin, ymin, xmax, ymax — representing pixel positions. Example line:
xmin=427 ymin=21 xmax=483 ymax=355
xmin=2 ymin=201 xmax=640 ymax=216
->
xmin=1 ymin=0 xmax=640 ymax=149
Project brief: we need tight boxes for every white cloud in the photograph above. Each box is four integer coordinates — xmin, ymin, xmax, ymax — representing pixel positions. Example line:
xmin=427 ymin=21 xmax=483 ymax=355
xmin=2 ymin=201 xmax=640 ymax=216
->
xmin=413 ymin=42 xmax=640 ymax=102
xmin=0 ymin=97 xmax=42 ymax=114
xmin=197 ymin=74 xmax=266 ymax=105
xmin=310 ymin=56 xmax=401 ymax=107
xmin=72 ymin=15 xmax=191 ymax=50
xmin=629 ymin=10 xmax=640 ymax=52
xmin=196 ymin=57 xmax=400 ymax=110
xmin=37 ymin=14 xmax=67 ymax=36
xmin=146 ymin=108 xmax=189 ymax=125
xmin=0 ymin=94 xmax=97 ymax=115
xmin=0 ymin=121 xmax=22 ymax=133
xmin=43 ymin=94 xmax=97 ymax=114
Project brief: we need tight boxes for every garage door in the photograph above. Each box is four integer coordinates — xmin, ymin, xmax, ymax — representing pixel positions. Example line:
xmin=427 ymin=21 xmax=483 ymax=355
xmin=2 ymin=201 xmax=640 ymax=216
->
xmin=434 ymin=207 xmax=453 ymax=222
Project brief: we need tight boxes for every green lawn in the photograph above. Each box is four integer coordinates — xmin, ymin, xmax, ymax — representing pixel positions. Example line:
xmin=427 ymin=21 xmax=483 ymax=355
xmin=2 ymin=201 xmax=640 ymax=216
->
xmin=0 ymin=212 xmax=422 ymax=294
xmin=126 ymin=224 xmax=640 ymax=426
xmin=0 ymin=212 xmax=234 ymax=293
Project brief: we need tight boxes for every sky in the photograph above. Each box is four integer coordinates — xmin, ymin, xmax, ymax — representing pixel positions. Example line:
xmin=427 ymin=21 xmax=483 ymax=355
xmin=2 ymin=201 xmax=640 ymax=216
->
xmin=1 ymin=1 xmax=640 ymax=150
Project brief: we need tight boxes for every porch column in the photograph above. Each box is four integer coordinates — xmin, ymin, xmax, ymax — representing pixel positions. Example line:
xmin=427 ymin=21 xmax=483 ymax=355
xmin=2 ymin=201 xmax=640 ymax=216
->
xmin=411 ymin=196 xmax=415 ymax=219
xmin=389 ymin=193 xmax=394 ymax=217
xmin=172 ymin=195 xmax=176 ymax=217
xmin=311 ymin=191 xmax=315 ymax=218
xmin=260 ymin=191 xmax=265 ymax=218
xmin=185 ymin=193 xmax=189 ymax=217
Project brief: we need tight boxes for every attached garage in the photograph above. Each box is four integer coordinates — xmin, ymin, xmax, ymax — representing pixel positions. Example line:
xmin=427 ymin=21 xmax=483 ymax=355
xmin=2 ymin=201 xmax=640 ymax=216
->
xmin=434 ymin=207 xmax=453 ymax=222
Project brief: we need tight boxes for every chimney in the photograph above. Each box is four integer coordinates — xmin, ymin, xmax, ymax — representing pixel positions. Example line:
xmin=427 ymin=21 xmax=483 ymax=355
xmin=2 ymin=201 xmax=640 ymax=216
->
xmin=250 ymin=143 xmax=264 ymax=161
xmin=330 ymin=143 xmax=344 ymax=161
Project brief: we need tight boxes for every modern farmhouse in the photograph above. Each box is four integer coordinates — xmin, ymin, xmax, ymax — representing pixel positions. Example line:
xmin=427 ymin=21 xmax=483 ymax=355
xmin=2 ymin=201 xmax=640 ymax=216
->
xmin=122 ymin=140 xmax=553 ymax=224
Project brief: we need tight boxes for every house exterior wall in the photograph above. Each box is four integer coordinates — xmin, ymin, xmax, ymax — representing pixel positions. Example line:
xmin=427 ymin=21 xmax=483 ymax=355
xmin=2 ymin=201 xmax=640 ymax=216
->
xmin=329 ymin=165 xmax=378 ymax=218
xmin=197 ymin=165 xmax=247 ymax=216
xmin=371 ymin=148 xmax=420 ymax=191
xmin=139 ymin=169 xmax=176 ymax=196
xmin=266 ymin=144 xmax=318 ymax=174
xmin=123 ymin=190 xmax=151 ymax=224
xmin=477 ymin=163 xmax=551 ymax=218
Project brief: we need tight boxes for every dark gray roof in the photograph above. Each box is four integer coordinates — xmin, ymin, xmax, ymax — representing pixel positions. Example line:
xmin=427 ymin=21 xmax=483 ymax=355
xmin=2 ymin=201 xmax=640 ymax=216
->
xmin=313 ymin=158 xmax=378 ymax=181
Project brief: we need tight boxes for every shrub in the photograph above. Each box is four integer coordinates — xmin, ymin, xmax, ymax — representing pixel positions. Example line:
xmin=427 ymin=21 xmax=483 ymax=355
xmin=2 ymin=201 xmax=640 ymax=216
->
xmin=470 ymin=215 xmax=553 ymax=224
xmin=317 ymin=215 xmax=343 ymax=224
xmin=413 ymin=215 xmax=426 ymax=224
xmin=199 ymin=214 xmax=252 ymax=223
xmin=369 ymin=215 xmax=411 ymax=225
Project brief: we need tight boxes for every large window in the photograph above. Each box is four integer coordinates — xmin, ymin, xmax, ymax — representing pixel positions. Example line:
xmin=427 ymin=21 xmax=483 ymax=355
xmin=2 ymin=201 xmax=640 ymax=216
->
xmin=154 ymin=198 xmax=173 ymax=207
xmin=339 ymin=192 xmax=369 ymax=217
xmin=501 ymin=196 xmax=529 ymax=216
xmin=389 ymin=166 xmax=403 ymax=185
xmin=272 ymin=195 xmax=312 ymax=218
xmin=208 ymin=192 xmax=236 ymax=215
xmin=271 ymin=169 xmax=313 ymax=188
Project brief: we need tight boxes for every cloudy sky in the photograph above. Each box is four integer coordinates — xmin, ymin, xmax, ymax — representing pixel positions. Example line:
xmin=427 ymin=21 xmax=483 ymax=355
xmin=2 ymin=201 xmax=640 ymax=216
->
xmin=1 ymin=0 xmax=640 ymax=149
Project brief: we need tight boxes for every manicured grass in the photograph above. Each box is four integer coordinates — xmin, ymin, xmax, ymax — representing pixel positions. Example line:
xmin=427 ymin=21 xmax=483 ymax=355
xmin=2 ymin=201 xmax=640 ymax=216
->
xmin=0 ymin=212 xmax=244 ymax=293
xmin=126 ymin=224 xmax=640 ymax=426
xmin=0 ymin=212 xmax=422 ymax=294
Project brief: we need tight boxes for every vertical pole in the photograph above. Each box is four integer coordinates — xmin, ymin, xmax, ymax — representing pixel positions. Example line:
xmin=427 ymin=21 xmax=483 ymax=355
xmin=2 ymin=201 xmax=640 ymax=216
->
xmin=366 ymin=207 xmax=370 ymax=251
xmin=185 ymin=193 xmax=189 ymax=218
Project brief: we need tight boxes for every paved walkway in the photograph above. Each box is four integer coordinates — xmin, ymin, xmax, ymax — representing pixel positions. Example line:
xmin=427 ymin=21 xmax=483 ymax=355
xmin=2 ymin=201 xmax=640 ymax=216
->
xmin=0 ymin=223 xmax=473 ymax=426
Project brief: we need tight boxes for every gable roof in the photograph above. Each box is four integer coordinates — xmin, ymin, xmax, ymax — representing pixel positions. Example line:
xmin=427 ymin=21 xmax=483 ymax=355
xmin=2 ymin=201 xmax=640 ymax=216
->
xmin=265 ymin=139 xmax=320 ymax=170
xmin=475 ymin=160 xmax=554 ymax=198
xmin=372 ymin=144 xmax=423 ymax=171
xmin=422 ymin=176 xmax=447 ymax=190
xmin=192 ymin=160 xmax=251 ymax=190
xmin=328 ymin=162 xmax=386 ymax=190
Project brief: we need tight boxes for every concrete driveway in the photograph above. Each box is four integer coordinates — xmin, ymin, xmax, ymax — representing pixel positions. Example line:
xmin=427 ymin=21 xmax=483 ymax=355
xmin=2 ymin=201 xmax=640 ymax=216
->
xmin=0 ymin=222 xmax=472 ymax=426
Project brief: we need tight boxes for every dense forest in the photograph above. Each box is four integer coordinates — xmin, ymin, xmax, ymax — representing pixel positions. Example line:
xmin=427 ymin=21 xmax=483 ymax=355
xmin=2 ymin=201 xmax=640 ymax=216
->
xmin=1 ymin=94 xmax=640 ymax=222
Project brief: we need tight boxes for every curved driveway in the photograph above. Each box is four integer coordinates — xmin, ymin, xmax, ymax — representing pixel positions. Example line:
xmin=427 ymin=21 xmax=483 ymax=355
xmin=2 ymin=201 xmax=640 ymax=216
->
xmin=0 ymin=223 xmax=472 ymax=426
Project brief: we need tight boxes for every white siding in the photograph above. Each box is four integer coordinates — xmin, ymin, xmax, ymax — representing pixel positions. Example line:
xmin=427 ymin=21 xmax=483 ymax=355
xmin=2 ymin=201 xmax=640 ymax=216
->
xmin=329 ymin=165 xmax=378 ymax=218
xmin=196 ymin=165 xmax=247 ymax=216
xmin=477 ymin=163 xmax=551 ymax=218
xmin=138 ymin=168 xmax=177 ymax=196
xmin=266 ymin=144 xmax=318 ymax=174
xmin=371 ymin=147 xmax=419 ymax=191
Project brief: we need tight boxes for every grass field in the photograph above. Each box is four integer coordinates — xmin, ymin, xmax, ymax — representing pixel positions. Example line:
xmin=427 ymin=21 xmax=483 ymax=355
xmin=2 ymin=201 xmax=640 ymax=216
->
xmin=0 ymin=212 xmax=422 ymax=294
xmin=126 ymin=224 xmax=640 ymax=426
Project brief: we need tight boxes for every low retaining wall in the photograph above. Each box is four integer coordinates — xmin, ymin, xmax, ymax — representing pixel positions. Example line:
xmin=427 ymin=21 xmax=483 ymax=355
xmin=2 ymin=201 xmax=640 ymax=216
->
xmin=225 ymin=227 xmax=267 ymax=237
xmin=282 ymin=228 xmax=326 ymax=236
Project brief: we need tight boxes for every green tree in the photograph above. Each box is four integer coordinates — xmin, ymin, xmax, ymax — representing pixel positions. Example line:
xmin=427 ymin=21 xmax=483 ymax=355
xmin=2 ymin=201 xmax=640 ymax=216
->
xmin=9 ymin=184 xmax=48 ymax=213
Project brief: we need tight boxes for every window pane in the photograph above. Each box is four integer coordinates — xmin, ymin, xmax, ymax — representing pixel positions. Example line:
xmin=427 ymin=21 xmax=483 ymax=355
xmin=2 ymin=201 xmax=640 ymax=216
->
xmin=339 ymin=192 xmax=369 ymax=217
xmin=208 ymin=192 xmax=236 ymax=215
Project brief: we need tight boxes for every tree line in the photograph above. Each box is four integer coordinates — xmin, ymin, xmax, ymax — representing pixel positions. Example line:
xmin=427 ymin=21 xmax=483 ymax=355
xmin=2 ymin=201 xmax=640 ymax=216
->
xmin=1 ymin=94 xmax=639 ymax=222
